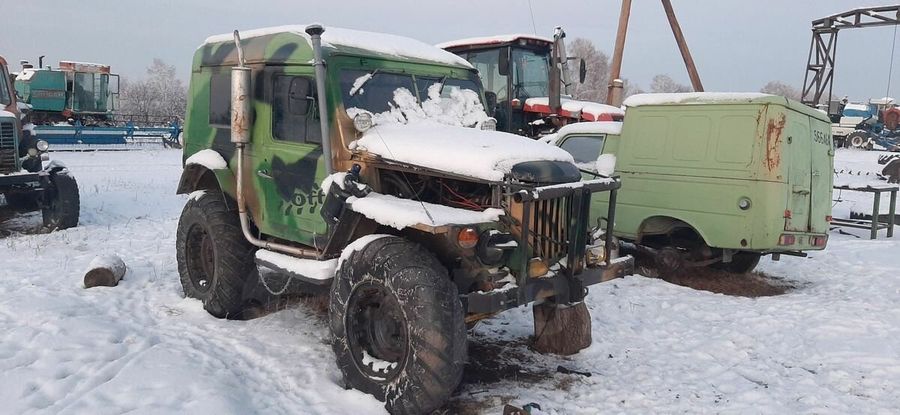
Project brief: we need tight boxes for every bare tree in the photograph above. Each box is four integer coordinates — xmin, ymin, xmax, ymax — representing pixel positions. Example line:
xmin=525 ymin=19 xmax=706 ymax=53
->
xmin=566 ymin=38 xmax=610 ymax=103
xmin=650 ymin=74 xmax=692 ymax=93
xmin=118 ymin=59 xmax=186 ymax=123
xmin=760 ymin=80 xmax=802 ymax=101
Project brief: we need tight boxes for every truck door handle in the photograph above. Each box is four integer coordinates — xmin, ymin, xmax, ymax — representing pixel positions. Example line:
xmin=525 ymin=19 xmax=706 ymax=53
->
xmin=257 ymin=169 xmax=272 ymax=179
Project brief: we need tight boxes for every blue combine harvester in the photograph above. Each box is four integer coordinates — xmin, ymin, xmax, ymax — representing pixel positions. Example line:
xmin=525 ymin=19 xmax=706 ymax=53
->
xmin=14 ymin=59 xmax=181 ymax=148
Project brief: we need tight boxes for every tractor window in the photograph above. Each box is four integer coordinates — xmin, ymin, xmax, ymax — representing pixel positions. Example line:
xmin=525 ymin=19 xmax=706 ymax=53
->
xmin=465 ymin=50 xmax=507 ymax=103
xmin=209 ymin=72 xmax=231 ymax=127
xmin=273 ymin=75 xmax=322 ymax=143
xmin=560 ymin=135 xmax=605 ymax=164
xmin=0 ymin=66 xmax=10 ymax=106
xmin=511 ymin=48 xmax=550 ymax=99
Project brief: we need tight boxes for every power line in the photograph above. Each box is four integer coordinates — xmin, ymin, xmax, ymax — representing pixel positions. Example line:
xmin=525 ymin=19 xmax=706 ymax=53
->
xmin=527 ymin=0 xmax=538 ymax=35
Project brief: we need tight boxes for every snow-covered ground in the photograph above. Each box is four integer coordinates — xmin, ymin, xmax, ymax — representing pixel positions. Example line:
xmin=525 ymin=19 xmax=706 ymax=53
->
xmin=1 ymin=148 xmax=899 ymax=414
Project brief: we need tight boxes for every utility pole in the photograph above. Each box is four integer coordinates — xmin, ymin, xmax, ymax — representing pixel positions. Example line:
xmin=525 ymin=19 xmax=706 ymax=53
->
xmin=661 ymin=0 xmax=703 ymax=92
xmin=607 ymin=0 xmax=632 ymax=106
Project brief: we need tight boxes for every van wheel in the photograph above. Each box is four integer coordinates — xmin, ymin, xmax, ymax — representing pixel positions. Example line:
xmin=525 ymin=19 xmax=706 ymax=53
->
xmin=176 ymin=191 xmax=254 ymax=318
xmin=329 ymin=236 xmax=466 ymax=415
xmin=712 ymin=252 xmax=761 ymax=274
xmin=42 ymin=173 xmax=80 ymax=230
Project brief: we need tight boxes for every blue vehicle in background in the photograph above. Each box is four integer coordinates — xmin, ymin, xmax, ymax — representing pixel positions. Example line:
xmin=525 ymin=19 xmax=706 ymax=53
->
xmin=831 ymin=97 xmax=900 ymax=151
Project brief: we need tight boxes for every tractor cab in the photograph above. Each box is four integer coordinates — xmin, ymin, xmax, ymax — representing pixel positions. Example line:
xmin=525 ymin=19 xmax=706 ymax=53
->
xmin=439 ymin=31 xmax=623 ymax=137
xmin=15 ymin=60 xmax=119 ymax=124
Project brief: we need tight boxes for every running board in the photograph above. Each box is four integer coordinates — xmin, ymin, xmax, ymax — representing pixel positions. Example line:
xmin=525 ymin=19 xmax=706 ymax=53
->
xmin=254 ymin=249 xmax=336 ymax=287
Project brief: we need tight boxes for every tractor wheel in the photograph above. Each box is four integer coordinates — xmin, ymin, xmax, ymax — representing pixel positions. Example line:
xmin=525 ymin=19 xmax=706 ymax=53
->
xmin=176 ymin=191 xmax=255 ymax=318
xmin=42 ymin=173 xmax=80 ymax=230
xmin=712 ymin=252 xmax=762 ymax=274
xmin=883 ymin=158 xmax=900 ymax=184
xmin=848 ymin=131 xmax=869 ymax=149
xmin=329 ymin=236 xmax=466 ymax=415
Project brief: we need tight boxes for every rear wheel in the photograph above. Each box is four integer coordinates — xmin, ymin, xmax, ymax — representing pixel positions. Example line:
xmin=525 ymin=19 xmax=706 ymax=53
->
xmin=176 ymin=191 xmax=255 ymax=318
xmin=712 ymin=252 xmax=762 ymax=274
xmin=848 ymin=131 xmax=869 ymax=149
xmin=329 ymin=236 xmax=466 ymax=415
xmin=42 ymin=173 xmax=80 ymax=230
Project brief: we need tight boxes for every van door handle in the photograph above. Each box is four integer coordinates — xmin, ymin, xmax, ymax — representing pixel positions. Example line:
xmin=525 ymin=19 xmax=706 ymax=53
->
xmin=792 ymin=185 xmax=810 ymax=195
xmin=257 ymin=169 xmax=273 ymax=179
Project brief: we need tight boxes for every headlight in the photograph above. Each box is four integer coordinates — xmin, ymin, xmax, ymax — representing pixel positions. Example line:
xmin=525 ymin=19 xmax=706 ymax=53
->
xmin=353 ymin=112 xmax=373 ymax=133
xmin=480 ymin=117 xmax=497 ymax=131
xmin=36 ymin=140 xmax=49 ymax=152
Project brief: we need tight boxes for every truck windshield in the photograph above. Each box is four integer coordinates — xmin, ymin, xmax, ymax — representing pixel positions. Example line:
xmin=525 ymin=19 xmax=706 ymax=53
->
xmin=0 ymin=66 xmax=10 ymax=106
xmin=340 ymin=70 xmax=483 ymax=114
xmin=511 ymin=48 xmax=550 ymax=99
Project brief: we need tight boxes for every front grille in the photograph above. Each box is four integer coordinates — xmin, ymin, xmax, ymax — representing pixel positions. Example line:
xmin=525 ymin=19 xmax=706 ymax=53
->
xmin=0 ymin=121 xmax=17 ymax=174
xmin=528 ymin=196 xmax=571 ymax=265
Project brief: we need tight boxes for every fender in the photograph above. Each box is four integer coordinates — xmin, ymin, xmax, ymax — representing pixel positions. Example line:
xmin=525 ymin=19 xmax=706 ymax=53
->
xmin=176 ymin=149 xmax=236 ymax=198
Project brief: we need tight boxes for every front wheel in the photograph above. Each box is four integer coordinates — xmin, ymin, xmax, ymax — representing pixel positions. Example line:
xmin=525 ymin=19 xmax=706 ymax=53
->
xmin=848 ymin=131 xmax=870 ymax=149
xmin=329 ymin=236 xmax=466 ymax=415
xmin=42 ymin=173 xmax=80 ymax=230
xmin=176 ymin=191 xmax=255 ymax=318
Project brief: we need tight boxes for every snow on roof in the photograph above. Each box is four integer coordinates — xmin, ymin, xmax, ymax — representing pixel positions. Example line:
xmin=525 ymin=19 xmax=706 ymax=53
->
xmin=350 ymin=121 xmax=576 ymax=182
xmin=525 ymin=97 xmax=625 ymax=119
xmin=436 ymin=34 xmax=553 ymax=49
xmin=15 ymin=68 xmax=37 ymax=81
xmin=623 ymin=92 xmax=774 ymax=107
xmin=204 ymin=25 xmax=472 ymax=69
xmin=556 ymin=121 xmax=623 ymax=137
xmin=844 ymin=103 xmax=869 ymax=112
xmin=348 ymin=192 xmax=503 ymax=230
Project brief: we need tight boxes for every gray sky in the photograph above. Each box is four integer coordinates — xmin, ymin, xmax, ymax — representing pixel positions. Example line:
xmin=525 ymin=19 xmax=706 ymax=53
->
xmin=2 ymin=0 xmax=897 ymax=100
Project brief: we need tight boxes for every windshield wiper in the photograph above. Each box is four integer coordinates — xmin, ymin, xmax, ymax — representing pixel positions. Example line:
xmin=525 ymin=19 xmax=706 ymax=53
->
xmin=350 ymin=69 xmax=379 ymax=96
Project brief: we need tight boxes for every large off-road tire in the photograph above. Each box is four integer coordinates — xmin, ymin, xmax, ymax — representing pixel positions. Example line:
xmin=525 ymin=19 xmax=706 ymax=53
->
xmin=712 ymin=252 xmax=762 ymax=274
xmin=329 ymin=236 xmax=466 ymax=415
xmin=42 ymin=173 xmax=80 ymax=230
xmin=176 ymin=191 xmax=255 ymax=318
xmin=848 ymin=130 xmax=870 ymax=149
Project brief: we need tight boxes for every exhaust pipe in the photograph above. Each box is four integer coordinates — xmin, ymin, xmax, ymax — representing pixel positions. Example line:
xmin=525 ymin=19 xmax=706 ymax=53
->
xmin=39 ymin=55 xmax=45 ymax=69
xmin=305 ymin=24 xmax=333 ymax=175
xmin=231 ymin=30 xmax=317 ymax=259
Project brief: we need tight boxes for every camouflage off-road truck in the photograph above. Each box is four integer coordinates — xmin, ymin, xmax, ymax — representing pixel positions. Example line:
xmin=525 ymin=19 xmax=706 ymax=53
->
xmin=175 ymin=25 xmax=633 ymax=414
xmin=0 ymin=56 xmax=79 ymax=230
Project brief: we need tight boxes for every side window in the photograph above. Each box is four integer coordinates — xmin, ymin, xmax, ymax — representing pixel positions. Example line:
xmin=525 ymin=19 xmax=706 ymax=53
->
xmin=559 ymin=135 xmax=605 ymax=164
xmin=209 ymin=72 xmax=232 ymax=127
xmin=273 ymin=75 xmax=321 ymax=143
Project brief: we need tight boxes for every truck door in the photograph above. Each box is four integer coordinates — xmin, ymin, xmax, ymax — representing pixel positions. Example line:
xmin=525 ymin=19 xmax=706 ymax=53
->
xmin=250 ymin=69 xmax=328 ymax=247
xmin=785 ymin=117 xmax=812 ymax=232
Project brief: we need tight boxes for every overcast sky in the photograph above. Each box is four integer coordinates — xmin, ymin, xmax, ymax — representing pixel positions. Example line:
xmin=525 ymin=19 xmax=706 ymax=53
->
xmin=2 ymin=0 xmax=898 ymax=100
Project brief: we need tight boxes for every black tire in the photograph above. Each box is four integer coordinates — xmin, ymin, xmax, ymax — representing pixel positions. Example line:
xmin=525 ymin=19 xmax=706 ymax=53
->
xmin=712 ymin=252 xmax=762 ymax=274
xmin=848 ymin=131 xmax=869 ymax=149
xmin=42 ymin=173 xmax=80 ymax=230
xmin=329 ymin=236 xmax=466 ymax=415
xmin=176 ymin=191 xmax=255 ymax=318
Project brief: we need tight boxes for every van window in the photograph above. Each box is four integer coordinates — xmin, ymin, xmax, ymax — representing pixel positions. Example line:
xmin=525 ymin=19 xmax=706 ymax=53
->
xmin=560 ymin=135 xmax=604 ymax=164
xmin=273 ymin=75 xmax=321 ymax=143
xmin=209 ymin=72 xmax=231 ymax=126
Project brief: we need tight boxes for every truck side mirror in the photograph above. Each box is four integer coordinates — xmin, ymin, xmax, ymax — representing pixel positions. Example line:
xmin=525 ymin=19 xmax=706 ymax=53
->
xmin=484 ymin=91 xmax=497 ymax=116
xmin=498 ymin=48 xmax=509 ymax=76
xmin=579 ymin=59 xmax=587 ymax=84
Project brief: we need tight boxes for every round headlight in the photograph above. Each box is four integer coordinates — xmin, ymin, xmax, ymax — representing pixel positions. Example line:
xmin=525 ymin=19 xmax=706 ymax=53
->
xmin=480 ymin=117 xmax=497 ymax=131
xmin=353 ymin=113 xmax=373 ymax=133
xmin=36 ymin=140 xmax=49 ymax=152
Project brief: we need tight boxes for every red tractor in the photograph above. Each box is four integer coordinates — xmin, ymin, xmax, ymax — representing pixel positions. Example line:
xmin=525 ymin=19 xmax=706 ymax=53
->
xmin=439 ymin=28 xmax=623 ymax=138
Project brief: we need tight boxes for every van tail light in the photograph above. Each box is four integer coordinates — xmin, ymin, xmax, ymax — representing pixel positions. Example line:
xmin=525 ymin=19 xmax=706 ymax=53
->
xmin=778 ymin=234 xmax=796 ymax=246
xmin=784 ymin=209 xmax=792 ymax=219
xmin=825 ymin=215 xmax=833 ymax=222
xmin=812 ymin=235 xmax=828 ymax=247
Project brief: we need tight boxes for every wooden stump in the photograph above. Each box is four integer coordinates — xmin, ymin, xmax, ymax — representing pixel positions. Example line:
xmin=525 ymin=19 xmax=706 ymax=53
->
xmin=84 ymin=255 xmax=127 ymax=288
xmin=532 ymin=301 xmax=592 ymax=355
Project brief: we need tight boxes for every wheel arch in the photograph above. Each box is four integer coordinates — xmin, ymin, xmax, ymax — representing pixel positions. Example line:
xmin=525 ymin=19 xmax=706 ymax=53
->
xmin=636 ymin=215 xmax=711 ymax=246
xmin=176 ymin=163 xmax=235 ymax=198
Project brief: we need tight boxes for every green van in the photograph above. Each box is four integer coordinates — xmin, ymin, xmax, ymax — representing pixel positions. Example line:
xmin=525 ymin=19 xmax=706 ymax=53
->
xmin=553 ymin=93 xmax=834 ymax=272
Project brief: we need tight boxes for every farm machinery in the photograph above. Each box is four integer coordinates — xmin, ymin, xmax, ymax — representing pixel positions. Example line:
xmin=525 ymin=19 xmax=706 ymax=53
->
xmin=830 ymin=98 xmax=900 ymax=151
xmin=14 ymin=60 xmax=180 ymax=147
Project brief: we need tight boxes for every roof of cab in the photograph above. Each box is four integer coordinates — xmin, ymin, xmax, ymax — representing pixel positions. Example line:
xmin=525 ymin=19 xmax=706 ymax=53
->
xmin=623 ymin=92 xmax=830 ymax=122
xmin=196 ymin=25 xmax=474 ymax=70
xmin=436 ymin=34 xmax=553 ymax=50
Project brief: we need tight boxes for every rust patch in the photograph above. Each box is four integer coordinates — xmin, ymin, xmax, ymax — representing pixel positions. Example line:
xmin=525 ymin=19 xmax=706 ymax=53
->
xmin=764 ymin=114 xmax=786 ymax=171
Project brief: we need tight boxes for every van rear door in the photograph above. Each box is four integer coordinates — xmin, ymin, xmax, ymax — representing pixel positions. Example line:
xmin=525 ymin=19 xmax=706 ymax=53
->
xmin=808 ymin=117 xmax=833 ymax=234
xmin=784 ymin=114 xmax=812 ymax=232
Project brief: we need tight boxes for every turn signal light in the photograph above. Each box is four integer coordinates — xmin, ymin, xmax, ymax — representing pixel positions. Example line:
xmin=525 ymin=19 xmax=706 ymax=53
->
xmin=825 ymin=215 xmax=833 ymax=222
xmin=457 ymin=227 xmax=479 ymax=249
xmin=812 ymin=235 xmax=828 ymax=247
xmin=778 ymin=234 xmax=796 ymax=246
xmin=784 ymin=210 xmax=793 ymax=219
xmin=528 ymin=258 xmax=549 ymax=278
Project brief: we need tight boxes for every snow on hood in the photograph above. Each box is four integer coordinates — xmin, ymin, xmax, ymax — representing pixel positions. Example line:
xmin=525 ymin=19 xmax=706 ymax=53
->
xmin=623 ymin=92 xmax=773 ymax=107
xmin=204 ymin=25 xmax=472 ymax=69
xmin=351 ymin=122 xmax=575 ymax=182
